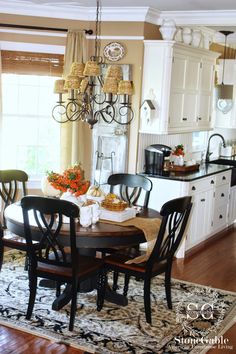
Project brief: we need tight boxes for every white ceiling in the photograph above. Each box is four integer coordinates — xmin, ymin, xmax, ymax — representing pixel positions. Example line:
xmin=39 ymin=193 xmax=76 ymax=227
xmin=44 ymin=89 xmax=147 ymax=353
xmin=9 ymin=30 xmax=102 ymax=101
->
xmin=1 ymin=0 xmax=236 ymax=43
xmin=3 ymin=0 xmax=236 ymax=11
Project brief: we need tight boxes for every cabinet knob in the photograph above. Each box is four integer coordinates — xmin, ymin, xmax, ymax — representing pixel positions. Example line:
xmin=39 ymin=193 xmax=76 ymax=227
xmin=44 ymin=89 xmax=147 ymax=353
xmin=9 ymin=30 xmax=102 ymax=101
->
xmin=222 ymin=176 xmax=226 ymax=180
xmin=200 ymin=198 xmax=205 ymax=202
xmin=221 ymin=193 xmax=225 ymax=197
xmin=219 ymin=214 xmax=223 ymax=219
xmin=197 ymin=117 xmax=202 ymax=121
xmin=211 ymin=180 xmax=215 ymax=184
xmin=182 ymin=117 xmax=188 ymax=121
xmin=192 ymin=186 xmax=196 ymax=190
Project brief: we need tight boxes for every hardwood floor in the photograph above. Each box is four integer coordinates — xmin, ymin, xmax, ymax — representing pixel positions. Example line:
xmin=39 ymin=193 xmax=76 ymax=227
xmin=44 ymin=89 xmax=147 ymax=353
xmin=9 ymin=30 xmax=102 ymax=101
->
xmin=0 ymin=226 xmax=235 ymax=353
xmin=172 ymin=226 xmax=236 ymax=354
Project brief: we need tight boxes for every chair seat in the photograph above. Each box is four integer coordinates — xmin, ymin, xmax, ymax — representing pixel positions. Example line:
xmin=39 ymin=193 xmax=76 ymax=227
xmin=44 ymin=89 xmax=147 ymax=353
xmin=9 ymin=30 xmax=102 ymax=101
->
xmin=37 ymin=256 xmax=103 ymax=279
xmin=105 ymin=253 xmax=167 ymax=274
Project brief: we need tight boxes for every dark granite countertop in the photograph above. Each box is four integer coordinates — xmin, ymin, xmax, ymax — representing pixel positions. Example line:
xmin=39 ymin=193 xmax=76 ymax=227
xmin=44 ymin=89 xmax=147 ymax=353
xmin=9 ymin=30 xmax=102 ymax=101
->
xmin=140 ymin=163 xmax=233 ymax=182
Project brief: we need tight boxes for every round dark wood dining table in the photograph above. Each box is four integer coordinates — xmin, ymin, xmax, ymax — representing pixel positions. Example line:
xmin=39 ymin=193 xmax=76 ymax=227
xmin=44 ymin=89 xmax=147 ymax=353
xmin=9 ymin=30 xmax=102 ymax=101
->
xmin=4 ymin=202 xmax=160 ymax=308
xmin=4 ymin=202 xmax=160 ymax=249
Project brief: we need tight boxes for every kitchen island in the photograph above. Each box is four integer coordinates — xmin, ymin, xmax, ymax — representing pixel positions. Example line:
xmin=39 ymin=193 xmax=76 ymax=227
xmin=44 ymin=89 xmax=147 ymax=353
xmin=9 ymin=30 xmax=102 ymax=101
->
xmin=140 ymin=163 xmax=234 ymax=257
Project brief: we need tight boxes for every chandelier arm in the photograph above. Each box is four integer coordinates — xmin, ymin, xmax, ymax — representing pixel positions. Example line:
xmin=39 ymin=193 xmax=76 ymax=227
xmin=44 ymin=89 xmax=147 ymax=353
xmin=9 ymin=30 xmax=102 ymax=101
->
xmin=66 ymin=100 xmax=80 ymax=119
xmin=97 ymin=104 xmax=116 ymax=124
xmin=112 ymin=105 xmax=134 ymax=125
xmin=52 ymin=104 xmax=69 ymax=123
xmin=92 ymin=92 xmax=106 ymax=105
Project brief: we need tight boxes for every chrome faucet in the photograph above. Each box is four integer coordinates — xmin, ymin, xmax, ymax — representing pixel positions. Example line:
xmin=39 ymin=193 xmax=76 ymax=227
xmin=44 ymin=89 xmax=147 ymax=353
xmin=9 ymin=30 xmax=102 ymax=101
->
xmin=205 ymin=133 xmax=226 ymax=163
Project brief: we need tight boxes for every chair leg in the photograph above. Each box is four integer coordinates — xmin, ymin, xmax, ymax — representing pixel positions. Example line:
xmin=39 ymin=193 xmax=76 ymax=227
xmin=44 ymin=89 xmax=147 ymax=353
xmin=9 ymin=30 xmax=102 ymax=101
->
xmin=26 ymin=274 xmax=37 ymax=320
xmin=112 ymin=271 xmax=119 ymax=291
xmin=97 ymin=270 xmax=107 ymax=311
xmin=24 ymin=256 xmax=29 ymax=271
xmin=69 ymin=279 xmax=78 ymax=331
xmin=165 ymin=264 xmax=172 ymax=309
xmin=123 ymin=274 xmax=130 ymax=297
xmin=56 ymin=282 xmax=61 ymax=297
xmin=144 ymin=278 xmax=151 ymax=324
xmin=0 ymin=238 xmax=4 ymax=271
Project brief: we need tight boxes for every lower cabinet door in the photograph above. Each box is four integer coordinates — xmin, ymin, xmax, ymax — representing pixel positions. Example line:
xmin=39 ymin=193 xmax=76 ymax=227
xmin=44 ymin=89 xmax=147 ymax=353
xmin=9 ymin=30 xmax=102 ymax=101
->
xmin=186 ymin=189 xmax=214 ymax=249
xmin=212 ymin=204 xmax=228 ymax=232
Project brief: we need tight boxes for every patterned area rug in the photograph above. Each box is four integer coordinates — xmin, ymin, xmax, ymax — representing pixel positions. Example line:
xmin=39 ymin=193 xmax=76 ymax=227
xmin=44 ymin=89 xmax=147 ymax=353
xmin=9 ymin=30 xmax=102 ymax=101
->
xmin=0 ymin=251 xmax=235 ymax=354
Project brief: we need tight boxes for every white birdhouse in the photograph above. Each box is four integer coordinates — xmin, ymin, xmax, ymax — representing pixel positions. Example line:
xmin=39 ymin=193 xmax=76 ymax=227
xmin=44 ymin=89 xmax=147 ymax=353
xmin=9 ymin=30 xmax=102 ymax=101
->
xmin=140 ymin=100 xmax=156 ymax=125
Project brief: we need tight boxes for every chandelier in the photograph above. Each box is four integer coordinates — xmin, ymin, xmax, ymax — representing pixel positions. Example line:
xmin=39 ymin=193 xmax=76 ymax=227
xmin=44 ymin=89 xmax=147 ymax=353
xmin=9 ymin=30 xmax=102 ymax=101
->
xmin=52 ymin=0 xmax=134 ymax=128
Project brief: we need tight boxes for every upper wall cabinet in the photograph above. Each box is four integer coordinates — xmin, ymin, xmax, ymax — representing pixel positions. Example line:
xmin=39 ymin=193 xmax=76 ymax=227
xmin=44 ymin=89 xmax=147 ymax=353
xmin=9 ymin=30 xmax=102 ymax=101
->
xmin=139 ymin=41 xmax=219 ymax=134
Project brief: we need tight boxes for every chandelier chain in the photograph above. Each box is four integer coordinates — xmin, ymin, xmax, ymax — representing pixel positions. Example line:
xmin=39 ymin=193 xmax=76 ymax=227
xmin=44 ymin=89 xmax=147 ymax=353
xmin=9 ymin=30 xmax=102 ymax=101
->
xmin=95 ymin=0 xmax=102 ymax=59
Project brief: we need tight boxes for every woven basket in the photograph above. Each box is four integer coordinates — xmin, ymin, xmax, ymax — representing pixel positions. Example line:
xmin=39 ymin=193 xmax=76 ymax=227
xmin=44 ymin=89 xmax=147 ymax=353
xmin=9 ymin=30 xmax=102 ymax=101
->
xmin=101 ymin=200 xmax=128 ymax=211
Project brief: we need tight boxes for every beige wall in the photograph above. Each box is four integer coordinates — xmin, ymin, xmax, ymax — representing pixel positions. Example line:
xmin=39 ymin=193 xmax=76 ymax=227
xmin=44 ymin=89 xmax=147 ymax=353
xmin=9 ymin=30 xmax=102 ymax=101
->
xmin=0 ymin=14 xmax=160 ymax=176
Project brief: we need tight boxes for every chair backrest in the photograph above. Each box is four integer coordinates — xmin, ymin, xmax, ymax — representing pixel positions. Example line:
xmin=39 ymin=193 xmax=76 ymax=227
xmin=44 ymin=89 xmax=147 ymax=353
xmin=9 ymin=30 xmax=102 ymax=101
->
xmin=107 ymin=173 xmax=152 ymax=207
xmin=0 ymin=169 xmax=28 ymax=228
xmin=147 ymin=196 xmax=192 ymax=268
xmin=21 ymin=196 xmax=79 ymax=269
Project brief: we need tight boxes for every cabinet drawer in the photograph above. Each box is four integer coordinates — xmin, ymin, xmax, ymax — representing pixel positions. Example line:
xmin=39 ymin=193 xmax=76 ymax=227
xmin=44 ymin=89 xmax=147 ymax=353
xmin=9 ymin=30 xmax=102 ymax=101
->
xmin=215 ymin=170 xmax=231 ymax=186
xmin=214 ymin=184 xmax=230 ymax=206
xmin=189 ymin=176 xmax=215 ymax=194
xmin=212 ymin=205 xmax=228 ymax=230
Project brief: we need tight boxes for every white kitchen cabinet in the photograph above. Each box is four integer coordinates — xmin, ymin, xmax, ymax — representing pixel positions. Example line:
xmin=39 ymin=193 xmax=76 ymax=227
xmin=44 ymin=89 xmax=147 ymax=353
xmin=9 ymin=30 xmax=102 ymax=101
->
xmin=145 ymin=169 xmax=232 ymax=256
xmin=228 ymin=185 xmax=236 ymax=224
xmin=185 ymin=189 xmax=214 ymax=249
xmin=139 ymin=41 xmax=219 ymax=134
xmin=185 ymin=176 xmax=215 ymax=250
xmin=211 ymin=170 xmax=231 ymax=233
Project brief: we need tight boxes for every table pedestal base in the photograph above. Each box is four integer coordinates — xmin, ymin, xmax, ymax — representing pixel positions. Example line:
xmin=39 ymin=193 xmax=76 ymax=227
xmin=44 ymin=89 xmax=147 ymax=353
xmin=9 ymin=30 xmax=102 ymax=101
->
xmin=51 ymin=283 xmax=128 ymax=310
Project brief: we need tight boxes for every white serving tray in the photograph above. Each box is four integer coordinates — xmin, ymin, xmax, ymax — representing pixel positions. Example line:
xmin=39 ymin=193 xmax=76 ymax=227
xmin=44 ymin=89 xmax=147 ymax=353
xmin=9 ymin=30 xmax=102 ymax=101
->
xmin=100 ymin=207 xmax=136 ymax=222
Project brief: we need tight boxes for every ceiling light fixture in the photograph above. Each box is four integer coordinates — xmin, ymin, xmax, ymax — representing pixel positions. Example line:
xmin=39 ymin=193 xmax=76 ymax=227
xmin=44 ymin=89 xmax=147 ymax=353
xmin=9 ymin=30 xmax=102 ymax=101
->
xmin=52 ymin=0 xmax=134 ymax=128
xmin=219 ymin=30 xmax=234 ymax=85
xmin=216 ymin=30 xmax=234 ymax=113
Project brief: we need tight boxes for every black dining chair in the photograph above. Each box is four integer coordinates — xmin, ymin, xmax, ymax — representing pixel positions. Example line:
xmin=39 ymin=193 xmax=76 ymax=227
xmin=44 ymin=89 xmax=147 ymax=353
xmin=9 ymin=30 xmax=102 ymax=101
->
xmin=21 ymin=195 xmax=105 ymax=331
xmin=107 ymin=173 xmax=152 ymax=208
xmin=99 ymin=196 xmax=192 ymax=324
xmin=99 ymin=173 xmax=153 ymax=288
xmin=0 ymin=169 xmax=29 ymax=270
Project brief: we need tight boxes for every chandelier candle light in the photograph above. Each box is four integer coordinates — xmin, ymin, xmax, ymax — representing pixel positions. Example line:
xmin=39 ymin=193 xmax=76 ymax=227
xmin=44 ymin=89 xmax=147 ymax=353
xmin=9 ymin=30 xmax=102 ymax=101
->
xmin=52 ymin=0 xmax=134 ymax=128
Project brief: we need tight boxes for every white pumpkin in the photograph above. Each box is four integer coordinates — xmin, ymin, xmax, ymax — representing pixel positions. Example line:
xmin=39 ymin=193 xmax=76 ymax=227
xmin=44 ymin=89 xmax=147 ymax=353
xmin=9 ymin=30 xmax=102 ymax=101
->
xmin=41 ymin=176 xmax=61 ymax=197
xmin=87 ymin=185 xmax=105 ymax=197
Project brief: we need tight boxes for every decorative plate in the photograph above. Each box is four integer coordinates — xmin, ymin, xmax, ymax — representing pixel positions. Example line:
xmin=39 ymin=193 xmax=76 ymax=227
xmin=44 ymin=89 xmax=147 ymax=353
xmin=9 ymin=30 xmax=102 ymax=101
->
xmin=217 ymin=99 xmax=233 ymax=114
xmin=103 ymin=42 xmax=125 ymax=62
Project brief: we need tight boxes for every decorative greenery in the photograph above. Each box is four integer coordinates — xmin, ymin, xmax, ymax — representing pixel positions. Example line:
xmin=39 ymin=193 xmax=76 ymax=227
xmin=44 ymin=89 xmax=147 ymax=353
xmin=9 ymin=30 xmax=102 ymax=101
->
xmin=47 ymin=164 xmax=90 ymax=197
xmin=172 ymin=144 xmax=185 ymax=156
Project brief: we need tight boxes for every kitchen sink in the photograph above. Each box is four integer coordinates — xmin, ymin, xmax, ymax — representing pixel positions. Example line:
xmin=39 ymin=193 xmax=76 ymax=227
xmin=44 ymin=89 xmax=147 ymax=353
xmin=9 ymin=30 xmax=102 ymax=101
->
xmin=208 ymin=158 xmax=236 ymax=186
xmin=209 ymin=158 xmax=236 ymax=167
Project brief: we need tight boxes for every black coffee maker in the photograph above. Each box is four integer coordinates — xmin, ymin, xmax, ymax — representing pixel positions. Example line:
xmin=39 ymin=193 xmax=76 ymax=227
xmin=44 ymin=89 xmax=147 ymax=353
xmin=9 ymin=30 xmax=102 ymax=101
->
xmin=144 ymin=144 xmax=172 ymax=174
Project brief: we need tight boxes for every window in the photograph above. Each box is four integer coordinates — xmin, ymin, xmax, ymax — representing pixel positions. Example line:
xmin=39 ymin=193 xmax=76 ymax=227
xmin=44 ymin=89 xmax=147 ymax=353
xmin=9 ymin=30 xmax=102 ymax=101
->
xmin=1 ymin=74 xmax=60 ymax=179
xmin=0 ymin=51 xmax=63 ymax=181
xmin=192 ymin=131 xmax=208 ymax=151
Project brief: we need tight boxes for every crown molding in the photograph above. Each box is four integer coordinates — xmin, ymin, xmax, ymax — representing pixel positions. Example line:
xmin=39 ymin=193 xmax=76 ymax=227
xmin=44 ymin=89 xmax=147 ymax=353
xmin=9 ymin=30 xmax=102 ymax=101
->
xmin=0 ymin=2 xmax=150 ymax=22
xmin=158 ymin=10 xmax=236 ymax=27
xmin=0 ymin=1 xmax=236 ymax=30
xmin=145 ymin=7 xmax=161 ymax=24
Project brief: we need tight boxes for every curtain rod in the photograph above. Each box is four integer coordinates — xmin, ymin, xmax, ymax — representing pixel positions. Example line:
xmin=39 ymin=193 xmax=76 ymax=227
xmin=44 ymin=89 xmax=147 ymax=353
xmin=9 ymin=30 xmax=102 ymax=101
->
xmin=0 ymin=23 xmax=93 ymax=35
